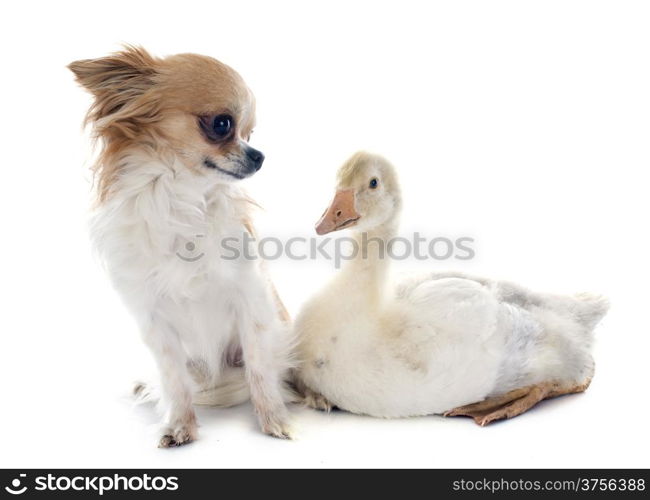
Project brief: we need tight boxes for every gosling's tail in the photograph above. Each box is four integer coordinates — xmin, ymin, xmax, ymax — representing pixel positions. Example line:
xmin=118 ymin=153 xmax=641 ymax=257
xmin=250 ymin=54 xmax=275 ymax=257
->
xmin=571 ymin=292 xmax=610 ymax=331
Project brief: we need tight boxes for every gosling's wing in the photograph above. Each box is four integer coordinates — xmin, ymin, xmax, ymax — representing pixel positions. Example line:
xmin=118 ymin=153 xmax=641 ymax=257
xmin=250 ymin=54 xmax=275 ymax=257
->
xmin=394 ymin=275 xmax=500 ymax=342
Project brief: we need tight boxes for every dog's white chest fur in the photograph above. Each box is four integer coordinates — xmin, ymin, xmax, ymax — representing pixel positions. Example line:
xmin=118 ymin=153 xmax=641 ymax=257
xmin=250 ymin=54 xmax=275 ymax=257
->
xmin=91 ymin=153 xmax=271 ymax=378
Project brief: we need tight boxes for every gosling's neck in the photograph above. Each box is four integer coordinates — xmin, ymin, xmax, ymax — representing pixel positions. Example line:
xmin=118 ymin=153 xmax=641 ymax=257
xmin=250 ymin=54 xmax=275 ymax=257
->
xmin=335 ymin=220 xmax=399 ymax=305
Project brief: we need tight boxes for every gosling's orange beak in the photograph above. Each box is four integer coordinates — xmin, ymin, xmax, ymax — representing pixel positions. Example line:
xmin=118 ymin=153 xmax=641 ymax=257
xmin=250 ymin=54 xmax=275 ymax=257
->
xmin=315 ymin=189 xmax=360 ymax=235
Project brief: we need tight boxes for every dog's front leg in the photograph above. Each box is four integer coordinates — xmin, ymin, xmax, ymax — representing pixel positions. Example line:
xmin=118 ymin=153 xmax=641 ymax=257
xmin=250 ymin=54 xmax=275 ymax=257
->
xmin=143 ymin=315 xmax=198 ymax=447
xmin=240 ymin=317 xmax=292 ymax=439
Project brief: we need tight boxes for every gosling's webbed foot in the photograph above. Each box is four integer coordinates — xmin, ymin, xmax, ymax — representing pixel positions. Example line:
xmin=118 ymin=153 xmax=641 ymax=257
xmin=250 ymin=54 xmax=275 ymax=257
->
xmin=444 ymin=379 xmax=592 ymax=426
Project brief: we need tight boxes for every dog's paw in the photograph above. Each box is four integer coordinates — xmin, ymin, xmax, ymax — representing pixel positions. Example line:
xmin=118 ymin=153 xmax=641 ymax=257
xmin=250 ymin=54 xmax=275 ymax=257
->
xmin=158 ymin=419 xmax=198 ymax=448
xmin=259 ymin=412 xmax=294 ymax=440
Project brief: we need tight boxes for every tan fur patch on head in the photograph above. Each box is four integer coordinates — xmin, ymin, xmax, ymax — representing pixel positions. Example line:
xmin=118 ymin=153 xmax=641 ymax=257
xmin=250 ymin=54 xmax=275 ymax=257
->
xmin=157 ymin=54 xmax=252 ymax=118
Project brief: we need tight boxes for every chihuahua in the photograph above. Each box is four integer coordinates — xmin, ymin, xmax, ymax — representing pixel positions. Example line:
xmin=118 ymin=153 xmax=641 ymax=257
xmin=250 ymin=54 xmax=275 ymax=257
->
xmin=69 ymin=46 xmax=293 ymax=447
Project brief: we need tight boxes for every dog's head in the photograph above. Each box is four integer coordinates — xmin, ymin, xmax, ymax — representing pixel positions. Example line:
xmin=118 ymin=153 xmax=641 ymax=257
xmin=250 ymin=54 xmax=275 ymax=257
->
xmin=69 ymin=46 xmax=263 ymax=201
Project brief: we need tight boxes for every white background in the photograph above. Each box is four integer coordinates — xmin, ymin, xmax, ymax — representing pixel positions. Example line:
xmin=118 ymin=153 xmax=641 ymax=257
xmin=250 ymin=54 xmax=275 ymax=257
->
xmin=1 ymin=0 xmax=649 ymax=468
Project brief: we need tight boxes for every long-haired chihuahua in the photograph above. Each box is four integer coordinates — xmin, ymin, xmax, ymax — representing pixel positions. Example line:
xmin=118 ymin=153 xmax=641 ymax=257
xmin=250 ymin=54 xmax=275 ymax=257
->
xmin=69 ymin=46 xmax=293 ymax=447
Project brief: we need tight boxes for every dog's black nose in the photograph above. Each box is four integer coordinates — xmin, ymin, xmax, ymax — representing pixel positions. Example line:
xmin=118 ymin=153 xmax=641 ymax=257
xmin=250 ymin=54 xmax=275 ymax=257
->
xmin=245 ymin=147 xmax=265 ymax=171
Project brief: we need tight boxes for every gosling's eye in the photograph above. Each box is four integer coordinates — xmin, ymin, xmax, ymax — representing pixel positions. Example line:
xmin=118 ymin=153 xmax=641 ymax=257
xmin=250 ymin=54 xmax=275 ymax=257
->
xmin=212 ymin=115 xmax=232 ymax=137
xmin=369 ymin=178 xmax=379 ymax=189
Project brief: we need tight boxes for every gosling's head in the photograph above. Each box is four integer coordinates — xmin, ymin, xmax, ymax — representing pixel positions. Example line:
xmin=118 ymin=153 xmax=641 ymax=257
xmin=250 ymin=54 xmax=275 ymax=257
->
xmin=316 ymin=152 xmax=401 ymax=235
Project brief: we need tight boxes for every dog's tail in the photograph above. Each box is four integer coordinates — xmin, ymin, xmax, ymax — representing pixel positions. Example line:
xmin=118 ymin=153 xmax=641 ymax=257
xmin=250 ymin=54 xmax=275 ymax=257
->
xmin=133 ymin=368 xmax=250 ymax=408
xmin=193 ymin=367 xmax=250 ymax=407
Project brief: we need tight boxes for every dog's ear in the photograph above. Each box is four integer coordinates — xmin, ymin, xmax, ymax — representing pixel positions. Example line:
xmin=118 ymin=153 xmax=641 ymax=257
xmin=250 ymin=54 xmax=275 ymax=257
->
xmin=68 ymin=45 xmax=159 ymax=122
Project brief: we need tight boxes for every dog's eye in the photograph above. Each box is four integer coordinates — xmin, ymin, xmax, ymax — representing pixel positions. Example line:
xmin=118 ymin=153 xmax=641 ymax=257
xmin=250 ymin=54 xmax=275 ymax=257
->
xmin=212 ymin=115 xmax=232 ymax=137
xmin=199 ymin=114 xmax=234 ymax=142
xmin=369 ymin=178 xmax=379 ymax=189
